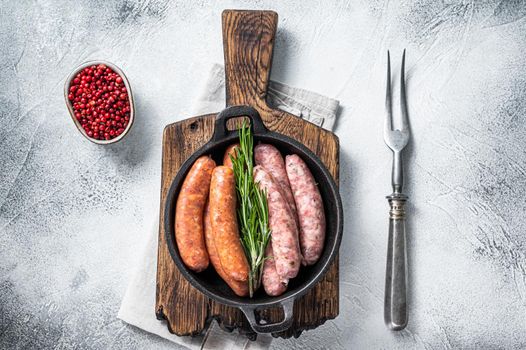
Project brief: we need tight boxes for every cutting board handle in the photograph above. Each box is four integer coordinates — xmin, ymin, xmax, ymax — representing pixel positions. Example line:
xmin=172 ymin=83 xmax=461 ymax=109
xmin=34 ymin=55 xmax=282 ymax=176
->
xmin=222 ymin=10 xmax=278 ymax=108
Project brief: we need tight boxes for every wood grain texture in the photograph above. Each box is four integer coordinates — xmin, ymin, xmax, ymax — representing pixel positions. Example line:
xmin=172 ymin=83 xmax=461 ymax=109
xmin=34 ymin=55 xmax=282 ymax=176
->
xmin=156 ymin=9 xmax=340 ymax=339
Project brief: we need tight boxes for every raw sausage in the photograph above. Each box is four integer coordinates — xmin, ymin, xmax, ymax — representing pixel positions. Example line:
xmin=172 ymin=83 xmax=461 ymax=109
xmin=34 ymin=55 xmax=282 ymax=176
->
xmin=262 ymin=242 xmax=288 ymax=296
xmin=175 ymin=155 xmax=215 ymax=272
xmin=255 ymin=144 xmax=298 ymax=224
xmin=204 ymin=200 xmax=249 ymax=296
xmin=253 ymin=166 xmax=301 ymax=279
xmin=209 ymin=166 xmax=249 ymax=282
xmin=286 ymin=154 xmax=326 ymax=265
xmin=223 ymin=143 xmax=239 ymax=168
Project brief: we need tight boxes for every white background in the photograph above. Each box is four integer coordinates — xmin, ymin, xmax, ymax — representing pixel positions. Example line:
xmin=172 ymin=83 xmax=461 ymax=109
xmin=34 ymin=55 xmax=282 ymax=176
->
xmin=1 ymin=1 xmax=525 ymax=348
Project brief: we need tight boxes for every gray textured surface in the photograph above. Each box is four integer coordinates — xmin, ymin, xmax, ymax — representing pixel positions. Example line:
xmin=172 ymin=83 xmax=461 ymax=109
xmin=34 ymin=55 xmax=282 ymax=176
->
xmin=1 ymin=0 xmax=525 ymax=349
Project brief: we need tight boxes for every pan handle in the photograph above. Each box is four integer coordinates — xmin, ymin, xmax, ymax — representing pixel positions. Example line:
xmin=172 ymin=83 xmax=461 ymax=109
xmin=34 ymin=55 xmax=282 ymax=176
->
xmin=240 ymin=299 xmax=294 ymax=334
xmin=212 ymin=105 xmax=268 ymax=142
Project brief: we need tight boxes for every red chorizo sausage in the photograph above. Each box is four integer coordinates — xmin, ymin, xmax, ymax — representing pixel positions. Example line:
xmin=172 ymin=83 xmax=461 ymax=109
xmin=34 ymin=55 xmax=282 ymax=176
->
xmin=204 ymin=200 xmax=249 ymax=296
xmin=262 ymin=242 xmax=288 ymax=296
xmin=255 ymin=144 xmax=298 ymax=225
xmin=223 ymin=143 xmax=239 ymax=168
xmin=253 ymin=166 xmax=301 ymax=279
xmin=286 ymin=154 xmax=326 ymax=265
xmin=175 ymin=156 xmax=215 ymax=272
xmin=209 ymin=166 xmax=249 ymax=282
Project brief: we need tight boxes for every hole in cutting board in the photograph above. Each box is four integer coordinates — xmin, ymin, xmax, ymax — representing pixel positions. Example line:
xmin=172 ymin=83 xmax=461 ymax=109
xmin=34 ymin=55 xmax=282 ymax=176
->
xmin=189 ymin=121 xmax=199 ymax=131
xmin=225 ymin=116 xmax=250 ymax=131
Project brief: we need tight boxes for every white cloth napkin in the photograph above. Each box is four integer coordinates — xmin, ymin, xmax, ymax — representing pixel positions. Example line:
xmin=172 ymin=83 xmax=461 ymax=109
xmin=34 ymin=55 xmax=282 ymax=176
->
xmin=118 ymin=64 xmax=340 ymax=350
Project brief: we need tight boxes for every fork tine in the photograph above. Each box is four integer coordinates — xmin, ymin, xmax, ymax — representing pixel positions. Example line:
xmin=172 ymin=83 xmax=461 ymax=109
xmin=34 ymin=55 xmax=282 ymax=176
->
xmin=385 ymin=50 xmax=393 ymax=132
xmin=400 ymin=49 xmax=409 ymax=132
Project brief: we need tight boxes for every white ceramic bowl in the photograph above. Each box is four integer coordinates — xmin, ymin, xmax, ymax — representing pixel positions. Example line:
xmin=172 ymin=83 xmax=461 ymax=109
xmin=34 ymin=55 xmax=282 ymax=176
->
xmin=64 ymin=60 xmax=135 ymax=144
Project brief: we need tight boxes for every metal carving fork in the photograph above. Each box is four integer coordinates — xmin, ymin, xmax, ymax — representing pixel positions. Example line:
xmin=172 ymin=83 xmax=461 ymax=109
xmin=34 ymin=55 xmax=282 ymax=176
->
xmin=384 ymin=50 xmax=410 ymax=331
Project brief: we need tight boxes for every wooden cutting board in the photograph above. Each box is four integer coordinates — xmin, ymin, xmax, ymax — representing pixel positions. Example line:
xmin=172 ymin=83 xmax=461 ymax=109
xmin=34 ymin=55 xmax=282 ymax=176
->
xmin=156 ymin=9 xmax=340 ymax=339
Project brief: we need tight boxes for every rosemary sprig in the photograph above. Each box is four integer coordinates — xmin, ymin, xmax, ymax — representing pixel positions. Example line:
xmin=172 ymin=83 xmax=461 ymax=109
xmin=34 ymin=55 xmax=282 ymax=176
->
xmin=231 ymin=121 xmax=271 ymax=297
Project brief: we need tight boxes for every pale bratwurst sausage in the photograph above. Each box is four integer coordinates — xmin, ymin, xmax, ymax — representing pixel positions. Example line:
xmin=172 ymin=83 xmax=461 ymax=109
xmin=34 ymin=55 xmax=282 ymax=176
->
xmin=253 ymin=166 xmax=301 ymax=279
xmin=255 ymin=144 xmax=298 ymax=224
xmin=209 ymin=166 xmax=250 ymax=282
xmin=175 ymin=155 xmax=215 ymax=272
xmin=262 ymin=242 xmax=288 ymax=296
xmin=286 ymin=154 xmax=326 ymax=265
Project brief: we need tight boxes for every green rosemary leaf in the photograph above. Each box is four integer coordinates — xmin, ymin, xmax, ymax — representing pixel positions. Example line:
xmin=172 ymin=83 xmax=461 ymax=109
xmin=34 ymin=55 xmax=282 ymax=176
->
xmin=231 ymin=121 xmax=271 ymax=297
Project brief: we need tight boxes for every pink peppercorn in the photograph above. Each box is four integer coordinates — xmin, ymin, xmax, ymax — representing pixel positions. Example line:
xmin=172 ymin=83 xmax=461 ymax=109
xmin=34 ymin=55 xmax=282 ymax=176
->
xmin=69 ymin=64 xmax=130 ymax=141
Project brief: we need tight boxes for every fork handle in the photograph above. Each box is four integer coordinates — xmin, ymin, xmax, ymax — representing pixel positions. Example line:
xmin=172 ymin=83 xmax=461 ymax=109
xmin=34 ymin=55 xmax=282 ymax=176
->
xmin=384 ymin=193 xmax=408 ymax=331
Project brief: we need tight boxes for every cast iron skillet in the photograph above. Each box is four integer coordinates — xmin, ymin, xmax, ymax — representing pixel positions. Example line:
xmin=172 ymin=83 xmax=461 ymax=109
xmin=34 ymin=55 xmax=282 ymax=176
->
xmin=165 ymin=105 xmax=343 ymax=334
